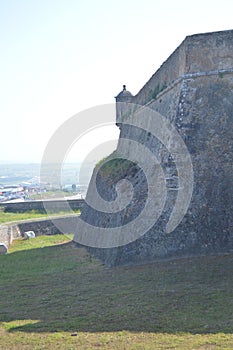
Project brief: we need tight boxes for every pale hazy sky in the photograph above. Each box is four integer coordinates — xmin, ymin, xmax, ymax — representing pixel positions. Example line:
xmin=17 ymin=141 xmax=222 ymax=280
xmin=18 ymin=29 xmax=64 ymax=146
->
xmin=1 ymin=0 xmax=233 ymax=163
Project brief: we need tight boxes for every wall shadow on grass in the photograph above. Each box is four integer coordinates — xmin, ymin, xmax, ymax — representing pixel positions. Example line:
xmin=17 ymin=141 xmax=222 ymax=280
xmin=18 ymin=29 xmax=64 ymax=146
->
xmin=0 ymin=240 xmax=233 ymax=334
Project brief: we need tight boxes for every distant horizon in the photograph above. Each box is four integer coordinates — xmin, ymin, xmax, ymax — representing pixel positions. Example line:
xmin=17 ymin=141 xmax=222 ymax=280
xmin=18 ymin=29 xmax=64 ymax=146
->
xmin=0 ymin=162 xmax=95 ymax=189
xmin=0 ymin=161 xmax=95 ymax=165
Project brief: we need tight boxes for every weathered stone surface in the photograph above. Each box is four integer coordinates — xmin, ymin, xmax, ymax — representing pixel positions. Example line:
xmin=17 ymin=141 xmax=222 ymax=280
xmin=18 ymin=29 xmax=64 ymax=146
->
xmin=0 ymin=199 xmax=84 ymax=213
xmin=0 ymin=243 xmax=8 ymax=254
xmin=0 ymin=225 xmax=10 ymax=249
xmin=75 ymin=30 xmax=233 ymax=266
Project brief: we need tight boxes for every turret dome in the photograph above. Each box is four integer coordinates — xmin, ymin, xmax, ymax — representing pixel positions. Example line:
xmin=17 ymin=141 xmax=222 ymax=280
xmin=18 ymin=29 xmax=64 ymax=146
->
xmin=115 ymin=85 xmax=133 ymax=101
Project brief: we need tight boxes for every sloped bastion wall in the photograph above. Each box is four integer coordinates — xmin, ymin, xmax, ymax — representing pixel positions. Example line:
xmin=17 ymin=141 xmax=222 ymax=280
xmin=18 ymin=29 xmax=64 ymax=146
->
xmin=74 ymin=30 xmax=233 ymax=266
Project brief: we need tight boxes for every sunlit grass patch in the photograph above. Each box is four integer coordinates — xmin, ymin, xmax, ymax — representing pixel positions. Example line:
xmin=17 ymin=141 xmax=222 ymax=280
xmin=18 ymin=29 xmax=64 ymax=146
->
xmin=8 ymin=234 xmax=74 ymax=253
xmin=0 ymin=235 xmax=232 ymax=349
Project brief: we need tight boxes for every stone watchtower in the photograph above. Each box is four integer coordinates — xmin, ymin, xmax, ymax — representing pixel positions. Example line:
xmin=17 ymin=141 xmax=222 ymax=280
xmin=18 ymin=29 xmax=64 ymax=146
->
xmin=115 ymin=85 xmax=133 ymax=127
xmin=74 ymin=29 xmax=233 ymax=266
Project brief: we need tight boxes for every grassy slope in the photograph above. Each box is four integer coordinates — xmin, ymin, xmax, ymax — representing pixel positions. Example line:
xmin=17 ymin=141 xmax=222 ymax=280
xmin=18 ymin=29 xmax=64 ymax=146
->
xmin=0 ymin=235 xmax=232 ymax=349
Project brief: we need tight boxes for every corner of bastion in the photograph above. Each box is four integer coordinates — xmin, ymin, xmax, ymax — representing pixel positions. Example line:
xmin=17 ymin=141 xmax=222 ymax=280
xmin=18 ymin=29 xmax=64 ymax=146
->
xmin=73 ymin=29 xmax=233 ymax=266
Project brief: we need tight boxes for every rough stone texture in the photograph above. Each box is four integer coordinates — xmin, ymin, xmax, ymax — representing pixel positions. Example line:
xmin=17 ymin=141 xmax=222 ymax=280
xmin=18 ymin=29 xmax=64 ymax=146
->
xmin=16 ymin=216 xmax=79 ymax=236
xmin=0 ymin=199 xmax=84 ymax=213
xmin=0 ymin=226 xmax=10 ymax=251
xmin=0 ymin=243 xmax=7 ymax=254
xmin=75 ymin=30 xmax=233 ymax=266
xmin=0 ymin=224 xmax=21 ymax=251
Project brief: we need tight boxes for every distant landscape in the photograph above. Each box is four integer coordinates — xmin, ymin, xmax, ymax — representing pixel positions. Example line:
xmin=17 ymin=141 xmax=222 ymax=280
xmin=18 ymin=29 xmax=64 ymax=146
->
xmin=0 ymin=162 xmax=95 ymax=202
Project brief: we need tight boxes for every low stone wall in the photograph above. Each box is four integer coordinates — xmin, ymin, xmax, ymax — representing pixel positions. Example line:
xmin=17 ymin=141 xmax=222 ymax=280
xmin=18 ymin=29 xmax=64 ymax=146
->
xmin=0 ymin=224 xmax=21 ymax=251
xmin=0 ymin=225 xmax=10 ymax=248
xmin=16 ymin=215 xmax=79 ymax=236
xmin=0 ymin=215 xmax=79 ymax=253
xmin=0 ymin=199 xmax=84 ymax=213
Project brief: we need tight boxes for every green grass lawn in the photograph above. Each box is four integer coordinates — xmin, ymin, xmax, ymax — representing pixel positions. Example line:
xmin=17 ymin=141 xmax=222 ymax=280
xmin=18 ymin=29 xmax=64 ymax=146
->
xmin=0 ymin=235 xmax=232 ymax=349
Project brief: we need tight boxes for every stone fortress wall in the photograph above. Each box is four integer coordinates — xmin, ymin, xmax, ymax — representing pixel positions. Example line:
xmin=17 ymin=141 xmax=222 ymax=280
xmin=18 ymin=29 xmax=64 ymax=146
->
xmin=0 ymin=199 xmax=84 ymax=213
xmin=134 ymin=30 xmax=233 ymax=106
xmin=75 ymin=30 xmax=233 ymax=266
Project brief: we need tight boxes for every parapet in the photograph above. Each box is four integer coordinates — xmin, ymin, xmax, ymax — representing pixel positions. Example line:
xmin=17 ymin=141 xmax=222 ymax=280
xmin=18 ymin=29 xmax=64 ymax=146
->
xmin=116 ymin=29 xmax=233 ymax=113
